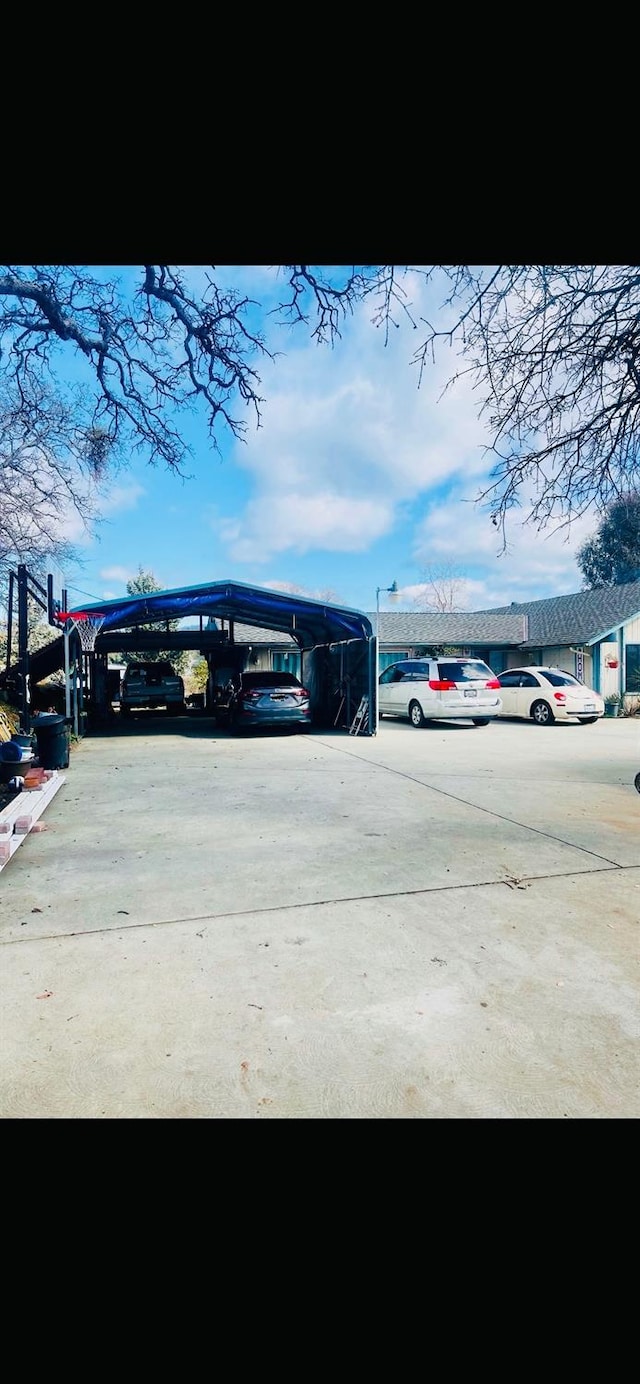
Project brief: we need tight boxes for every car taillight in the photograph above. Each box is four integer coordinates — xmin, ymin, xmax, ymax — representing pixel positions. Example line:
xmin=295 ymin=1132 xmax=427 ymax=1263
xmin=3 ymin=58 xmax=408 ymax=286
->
xmin=240 ymin=690 xmax=261 ymax=701
xmin=553 ymin=692 xmax=567 ymax=703
xmin=293 ymin=687 xmax=310 ymax=698
xmin=428 ymin=679 xmax=457 ymax=691
xmin=486 ymin=678 xmax=501 ymax=689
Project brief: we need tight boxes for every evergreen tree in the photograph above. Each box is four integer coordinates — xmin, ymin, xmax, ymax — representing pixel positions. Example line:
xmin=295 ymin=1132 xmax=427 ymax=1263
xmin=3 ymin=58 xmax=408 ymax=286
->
xmin=577 ymin=495 xmax=640 ymax=588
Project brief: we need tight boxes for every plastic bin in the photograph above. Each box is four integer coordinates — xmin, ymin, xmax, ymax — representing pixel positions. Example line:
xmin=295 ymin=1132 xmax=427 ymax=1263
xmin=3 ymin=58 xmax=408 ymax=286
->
xmin=33 ymin=714 xmax=70 ymax=770
xmin=0 ymin=740 xmax=23 ymax=763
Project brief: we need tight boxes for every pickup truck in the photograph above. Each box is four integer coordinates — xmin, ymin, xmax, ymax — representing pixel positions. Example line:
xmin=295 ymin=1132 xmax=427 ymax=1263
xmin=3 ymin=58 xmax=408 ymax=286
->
xmin=120 ymin=661 xmax=185 ymax=716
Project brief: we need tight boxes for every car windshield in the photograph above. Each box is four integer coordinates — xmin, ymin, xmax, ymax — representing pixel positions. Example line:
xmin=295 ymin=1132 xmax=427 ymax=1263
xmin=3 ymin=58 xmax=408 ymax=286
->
xmin=437 ymin=661 xmax=494 ymax=682
xmin=542 ymin=670 xmax=582 ymax=687
xmin=126 ymin=662 xmax=176 ymax=680
xmin=241 ymin=672 xmax=301 ymax=688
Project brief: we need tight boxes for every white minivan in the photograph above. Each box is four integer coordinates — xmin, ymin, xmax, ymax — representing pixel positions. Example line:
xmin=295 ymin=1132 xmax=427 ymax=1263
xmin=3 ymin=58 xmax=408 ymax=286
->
xmin=378 ymin=657 xmax=502 ymax=727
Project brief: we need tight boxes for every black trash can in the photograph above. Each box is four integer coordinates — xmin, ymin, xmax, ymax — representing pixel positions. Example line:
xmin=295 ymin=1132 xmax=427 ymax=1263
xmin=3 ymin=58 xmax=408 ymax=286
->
xmin=33 ymin=714 xmax=70 ymax=770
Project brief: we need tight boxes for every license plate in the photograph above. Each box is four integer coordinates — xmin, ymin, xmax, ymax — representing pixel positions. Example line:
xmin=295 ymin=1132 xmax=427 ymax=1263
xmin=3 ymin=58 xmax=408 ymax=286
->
xmin=583 ymin=704 xmax=595 ymax=711
xmin=464 ymin=688 xmax=478 ymax=698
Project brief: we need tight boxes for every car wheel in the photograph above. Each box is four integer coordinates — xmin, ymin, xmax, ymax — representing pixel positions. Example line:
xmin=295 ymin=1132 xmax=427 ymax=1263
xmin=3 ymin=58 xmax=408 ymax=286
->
xmin=577 ymin=716 xmax=598 ymax=724
xmin=408 ymin=699 xmax=426 ymax=728
xmin=531 ymin=699 xmax=554 ymax=725
xmin=635 ymin=771 xmax=640 ymax=794
xmin=472 ymin=718 xmax=490 ymax=726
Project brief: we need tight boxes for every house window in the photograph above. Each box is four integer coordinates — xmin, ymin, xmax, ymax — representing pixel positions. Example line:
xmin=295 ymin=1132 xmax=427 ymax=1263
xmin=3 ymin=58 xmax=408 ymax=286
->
xmin=625 ymin=644 xmax=640 ymax=693
xmin=272 ymin=650 xmax=301 ymax=677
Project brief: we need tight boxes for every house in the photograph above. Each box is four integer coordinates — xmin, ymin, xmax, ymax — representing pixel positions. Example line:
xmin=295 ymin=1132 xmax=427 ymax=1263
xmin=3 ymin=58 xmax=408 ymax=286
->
xmin=480 ymin=580 xmax=640 ymax=703
xmin=226 ymin=581 xmax=640 ymax=706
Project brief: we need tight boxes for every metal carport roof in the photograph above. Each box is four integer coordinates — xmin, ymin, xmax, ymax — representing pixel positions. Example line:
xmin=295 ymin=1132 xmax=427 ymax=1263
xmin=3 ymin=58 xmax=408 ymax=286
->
xmin=67 ymin=580 xmax=374 ymax=649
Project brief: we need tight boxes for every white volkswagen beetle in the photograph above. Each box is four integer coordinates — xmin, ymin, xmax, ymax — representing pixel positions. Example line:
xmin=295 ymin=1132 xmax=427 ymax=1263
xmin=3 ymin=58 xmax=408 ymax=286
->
xmin=496 ymin=666 xmax=604 ymax=725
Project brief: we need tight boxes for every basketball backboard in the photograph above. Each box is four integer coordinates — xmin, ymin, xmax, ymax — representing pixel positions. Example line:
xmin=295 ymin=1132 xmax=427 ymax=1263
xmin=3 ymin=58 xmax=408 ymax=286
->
xmin=47 ymin=560 xmax=67 ymax=625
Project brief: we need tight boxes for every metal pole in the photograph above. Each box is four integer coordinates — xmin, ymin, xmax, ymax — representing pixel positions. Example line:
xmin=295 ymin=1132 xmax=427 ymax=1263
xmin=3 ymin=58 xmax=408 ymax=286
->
xmin=73 ymin=633 xmax=79 ymax=738
xmin=78 ymin=645 xmax=85 ymax=735
xmin=374 ymin=582 xmax=397 ymax=732
xmin=375 ymin=588 xmax=381 ymax=732
xmin=64 ymin=629 xmax=71 ymax=720
xmin=62 ymin=592 xmax=71 ymax=721
xmin=6 ymin=571 xmax=14 ymax=680
xmin=18 ymin=563 xmax=29 ymax=733
xmin=372 ymin=634 xmax=379 ymax=734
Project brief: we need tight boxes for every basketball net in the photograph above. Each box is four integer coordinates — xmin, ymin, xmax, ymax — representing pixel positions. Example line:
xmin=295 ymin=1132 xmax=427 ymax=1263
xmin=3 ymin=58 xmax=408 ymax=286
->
xmin=58 ymin=611 xmax=106 ymax=652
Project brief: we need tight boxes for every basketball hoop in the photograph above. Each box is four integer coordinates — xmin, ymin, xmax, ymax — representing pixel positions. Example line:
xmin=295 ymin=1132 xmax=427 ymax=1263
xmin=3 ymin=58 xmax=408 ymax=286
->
xmin=58 ymin=610 xmax=106 ymax=652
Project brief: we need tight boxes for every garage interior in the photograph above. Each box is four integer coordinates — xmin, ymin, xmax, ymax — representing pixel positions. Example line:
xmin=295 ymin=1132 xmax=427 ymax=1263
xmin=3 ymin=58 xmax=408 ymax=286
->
xmin=3 ymin=572 xmax=378 ymax=736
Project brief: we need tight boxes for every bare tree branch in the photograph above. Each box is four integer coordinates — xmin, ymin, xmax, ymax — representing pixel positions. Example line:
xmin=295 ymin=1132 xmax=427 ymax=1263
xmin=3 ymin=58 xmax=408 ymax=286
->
xmin=3 ymin=264 xmax=640 ymax=555
xmin=0 ymin=266 xmax=274 ymax=473
xmin=0 ymin=379 xmax=107 ymax=588
xmin=411 ymin=265 xmax=640 ymax=536
xmin=413 ymin=562 xmax=468 ymax=612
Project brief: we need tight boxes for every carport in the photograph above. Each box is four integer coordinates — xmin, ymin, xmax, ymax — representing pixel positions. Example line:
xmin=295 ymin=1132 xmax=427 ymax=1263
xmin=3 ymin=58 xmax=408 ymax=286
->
xmin=57 ymin=580 xmax=377 ymax=734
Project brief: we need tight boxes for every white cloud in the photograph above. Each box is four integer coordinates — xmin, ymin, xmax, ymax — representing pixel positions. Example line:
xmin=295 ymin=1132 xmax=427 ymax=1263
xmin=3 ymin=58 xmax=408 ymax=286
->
xmin=411 ymin=487 xmax=596 ymax=605
xmin=261 ymin=578 xmax=342 ymax=601
xmin=100 ymin=565 xmax=134 ymax=583
xmin=213 ymin=274 xmax=493 ymax=563
xmin=216 ymin=492 xmax=392 ymax=563
xmin=99 ymin=483 xmax=146 ymax=515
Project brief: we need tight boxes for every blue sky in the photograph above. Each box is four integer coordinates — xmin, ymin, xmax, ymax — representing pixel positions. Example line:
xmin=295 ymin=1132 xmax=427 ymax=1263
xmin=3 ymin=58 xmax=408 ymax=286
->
xmin=53 ymin=266 xmax=596 ymax=618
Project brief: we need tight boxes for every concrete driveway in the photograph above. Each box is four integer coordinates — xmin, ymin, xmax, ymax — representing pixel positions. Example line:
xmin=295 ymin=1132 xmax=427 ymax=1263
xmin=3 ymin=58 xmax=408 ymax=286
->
xmin=1 ymin=713 xmax=638 ymax=1119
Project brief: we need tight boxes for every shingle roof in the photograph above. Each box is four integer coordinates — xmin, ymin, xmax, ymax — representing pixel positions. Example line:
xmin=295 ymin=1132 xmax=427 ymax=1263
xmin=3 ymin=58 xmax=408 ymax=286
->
xmin=225 ymin=622 xmax=298 ymax=646
xmin=479 ymin=580 xmax=640 ymax=647
xmin=367 ymin=611 xmax=527 ymax=644
xmin=231 ymin=612 xmax=526 ymax=646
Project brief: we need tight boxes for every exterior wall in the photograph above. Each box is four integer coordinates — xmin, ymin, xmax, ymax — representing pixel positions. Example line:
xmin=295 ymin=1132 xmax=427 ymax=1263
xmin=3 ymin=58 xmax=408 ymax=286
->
xmin=378 ymin=648 xmax=409 ymax=671
xmin=622 ymin=615 xmax=640 ymax=706
xmin=622 ymin=614 xmax=640 ymax=642
xmin=597 ymin=642 xmax=621 ymax=700
xmin=538 ymin=646 xmax=573 ymax=672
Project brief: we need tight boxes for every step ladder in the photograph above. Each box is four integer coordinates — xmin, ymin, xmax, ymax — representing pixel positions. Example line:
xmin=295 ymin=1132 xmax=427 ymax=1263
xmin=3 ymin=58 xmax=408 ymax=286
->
xmin=349 ymin=696 xmax=369 ymax=735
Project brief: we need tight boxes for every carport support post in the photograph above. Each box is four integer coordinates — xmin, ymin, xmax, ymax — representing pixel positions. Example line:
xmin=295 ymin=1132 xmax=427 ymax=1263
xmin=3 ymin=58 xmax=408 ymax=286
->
xmin=372 ymin=634 xmax=379 ymax=734
xmin=73 ymin=643 xmax=80 ymax=737
xmin=62 ymin=589 xmax=71 ymax=721
xmin=17 ymin=563 xmax=30 ymax=733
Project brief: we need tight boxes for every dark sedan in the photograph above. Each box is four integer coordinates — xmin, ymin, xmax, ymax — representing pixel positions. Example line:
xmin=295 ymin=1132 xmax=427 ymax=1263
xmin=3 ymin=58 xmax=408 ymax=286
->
xmin=218 ymin=670 xmax=312 ymax=732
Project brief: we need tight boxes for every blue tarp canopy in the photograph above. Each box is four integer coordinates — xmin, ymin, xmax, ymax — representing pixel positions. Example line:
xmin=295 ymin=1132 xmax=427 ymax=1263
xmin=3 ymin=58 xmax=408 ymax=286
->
xmin=68 ymin=580 xmax=374 ymax=649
